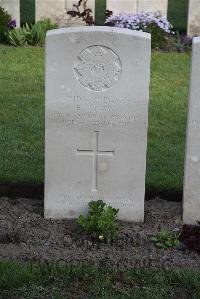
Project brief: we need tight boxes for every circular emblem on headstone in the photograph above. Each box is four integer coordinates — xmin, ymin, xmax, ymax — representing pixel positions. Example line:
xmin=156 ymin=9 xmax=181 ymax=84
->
xmin=73 ymin=45 xmax=122 ymax=92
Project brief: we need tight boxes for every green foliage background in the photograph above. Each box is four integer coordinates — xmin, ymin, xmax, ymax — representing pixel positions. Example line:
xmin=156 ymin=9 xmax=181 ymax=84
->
xmin=20 ymin=0 xmax=35 ymax=25
xmin=95 ymin=0 xmax=106 ymax=25
xmin=168 ymin=0 xmax=189 ymax=32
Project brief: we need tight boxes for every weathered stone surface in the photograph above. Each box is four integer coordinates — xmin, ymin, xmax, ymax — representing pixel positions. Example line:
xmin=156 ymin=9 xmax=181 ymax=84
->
xmin=183 ymin=36 xmax=200 ymax=224
xmin=45 ymin=26 xmax=151 ymax=222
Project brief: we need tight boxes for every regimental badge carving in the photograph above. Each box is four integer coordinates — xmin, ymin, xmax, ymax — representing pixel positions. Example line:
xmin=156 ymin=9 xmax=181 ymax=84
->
xmin=73 ymin=45 xmax=122 ymax=92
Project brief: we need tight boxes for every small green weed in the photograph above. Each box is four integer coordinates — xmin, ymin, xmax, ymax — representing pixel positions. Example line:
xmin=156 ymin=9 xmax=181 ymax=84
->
xmin=77 ymin=200 xmax=120 ymax=241
xmin=151 ymin=228 xmax=181 ymax=249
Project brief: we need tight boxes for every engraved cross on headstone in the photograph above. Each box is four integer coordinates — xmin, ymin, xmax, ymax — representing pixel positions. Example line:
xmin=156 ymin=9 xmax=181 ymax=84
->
xmin=76 ymin=131 xmax=114 ymax=191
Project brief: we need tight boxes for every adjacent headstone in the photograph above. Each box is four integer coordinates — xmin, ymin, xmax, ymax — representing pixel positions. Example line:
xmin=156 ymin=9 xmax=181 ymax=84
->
xmin=106 ymin=0 xmax=168 ymax=17
xmin=183 ymin=36 xmax=200 ymax=225
xmin=35 ymin=0 xmax=95 ymax=27
xmin=187 ymin=0 xmax=200 ymax=37
xmin=45 ymin=26 xmax=151 ymax=222
xmin=0 ymin=0 xmax=20 ymax=27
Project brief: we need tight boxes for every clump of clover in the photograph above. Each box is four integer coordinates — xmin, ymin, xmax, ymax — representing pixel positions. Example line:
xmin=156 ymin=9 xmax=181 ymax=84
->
xmin=151 ymin=228 xmax=181 ymax=249
xmin=67 ymin=0 xmax=94 ymax=26
xmin=105 ymin=11 xmax=173 ymax=49
xmin=77 ymin=200 xmax=120 ymax=241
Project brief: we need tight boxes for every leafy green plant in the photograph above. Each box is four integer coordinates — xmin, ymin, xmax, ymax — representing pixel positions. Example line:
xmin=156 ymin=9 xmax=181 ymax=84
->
xmin=77 ymin=200 xmax=120 ymax=241
xmin=175 ymin=31 xmax=192 ymax=53
xmin=151 ymin=229 xmax=181 ymax=249
xmin=7 ymin=23 xmax=32 ymax=46
xmin=31 ymin=19 xmax=58 ymax=46
xmin=7 ymin=19 xmax=58 ymax=47
xmin=145 ymin=23 xmax=169 ymax=49
xmin=0 ymin=6 xmax=12 ymax=43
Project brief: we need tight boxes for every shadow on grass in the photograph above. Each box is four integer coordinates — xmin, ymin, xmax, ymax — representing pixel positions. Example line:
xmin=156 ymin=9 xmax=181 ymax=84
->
xmin=0 ymin=183 xmax=182 ymax=202
xmin=0 ymin=183 xmax=44 ymax=199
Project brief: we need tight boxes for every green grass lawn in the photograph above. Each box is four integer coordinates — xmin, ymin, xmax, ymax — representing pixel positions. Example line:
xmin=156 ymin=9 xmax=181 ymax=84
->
xmin=0 ymin=260 xmax=200 ymax=298
xmin=0 ymin=47 xmax=190 ymax=194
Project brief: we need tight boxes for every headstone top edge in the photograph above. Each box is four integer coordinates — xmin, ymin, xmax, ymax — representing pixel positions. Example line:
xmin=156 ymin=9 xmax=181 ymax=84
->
xmin=193 ymin=36 xmax=200 ymax=44
xmin=46 ymin=26 xmax=151 ymax=40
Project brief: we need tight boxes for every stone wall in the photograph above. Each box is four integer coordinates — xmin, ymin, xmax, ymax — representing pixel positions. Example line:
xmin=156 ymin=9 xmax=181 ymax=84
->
xmin=106 ymin=0 xmax=137 ymax=14
xmin=138 ymin=0 xmax=168 ymax=17
xmin=187 ymin=0 xmax=200 ymax=36
xmin=0 ymin=0 xmax=20 ymax=27
xmin=35 ymin=0 xmax=95 ymax=27
xmin=107 ymin=0 xmax=168 ymax=17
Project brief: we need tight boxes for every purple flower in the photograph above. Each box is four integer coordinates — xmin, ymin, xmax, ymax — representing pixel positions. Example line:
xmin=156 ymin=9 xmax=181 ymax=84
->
xmin=105 ymin=11 xmax=173 ymax=34
xmin=8 ymin=19 xmax=16 ymax=29
xmin=181 ymin=33 xmax=192 ymax=44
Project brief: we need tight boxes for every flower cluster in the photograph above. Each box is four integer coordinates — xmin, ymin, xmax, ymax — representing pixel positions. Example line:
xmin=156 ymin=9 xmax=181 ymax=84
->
xmin=8 ymin=19 xmax=16 ymax=29
xmin=105 ymin=11 xmax=173 ymax=34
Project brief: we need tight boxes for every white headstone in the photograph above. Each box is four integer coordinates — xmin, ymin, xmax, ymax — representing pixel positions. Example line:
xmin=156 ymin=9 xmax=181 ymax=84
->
xmin=45 ymin=27 xmax=151 ymax=222
xmin=183 ymin=37 xmax=200 ymax=224
xmin=0 ymin=0 xmax=20 ymax=27
xmin=35 ymin=0 xmax=95 ymax=27
xmin=107 ymin=0 xmax=168 ymax=17
xmin=187 ymin=0 xmax=200 ymax=37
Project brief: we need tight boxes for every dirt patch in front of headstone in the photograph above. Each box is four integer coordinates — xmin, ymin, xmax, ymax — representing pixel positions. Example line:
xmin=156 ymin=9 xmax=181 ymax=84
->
xmin=0 ymin=197 xmax=199 ymax=268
